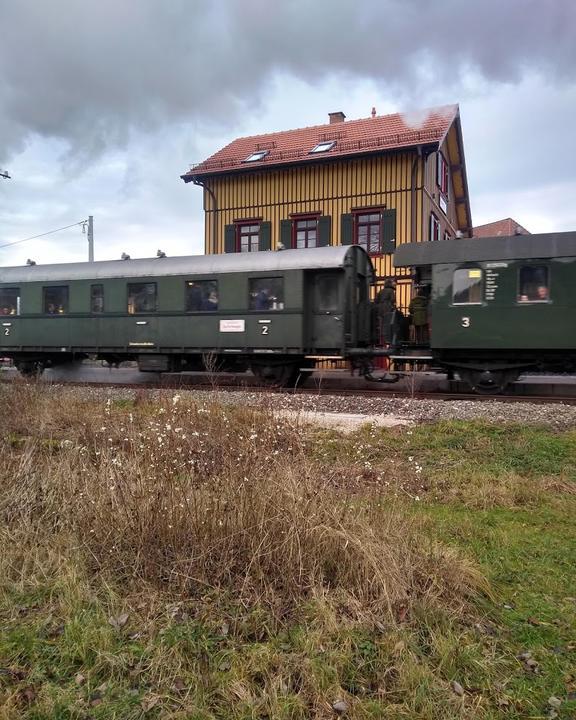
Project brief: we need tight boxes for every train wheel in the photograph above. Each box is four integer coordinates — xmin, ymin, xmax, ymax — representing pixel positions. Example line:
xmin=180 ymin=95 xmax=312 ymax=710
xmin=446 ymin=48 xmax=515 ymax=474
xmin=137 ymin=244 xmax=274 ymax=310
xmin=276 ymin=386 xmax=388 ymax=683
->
xmin=251 ymin=361 xmax=303 ymax=388
xmin=460 ymin=369 xmax=519 ymax=395
xmin=16 ymin=360 xmax=45 ymax=378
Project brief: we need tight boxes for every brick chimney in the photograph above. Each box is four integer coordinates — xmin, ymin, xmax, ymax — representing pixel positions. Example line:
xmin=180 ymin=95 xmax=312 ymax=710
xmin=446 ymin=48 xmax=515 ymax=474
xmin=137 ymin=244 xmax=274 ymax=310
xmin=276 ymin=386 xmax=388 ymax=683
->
xmin=328 ymin=111 xmax=346 ymax=124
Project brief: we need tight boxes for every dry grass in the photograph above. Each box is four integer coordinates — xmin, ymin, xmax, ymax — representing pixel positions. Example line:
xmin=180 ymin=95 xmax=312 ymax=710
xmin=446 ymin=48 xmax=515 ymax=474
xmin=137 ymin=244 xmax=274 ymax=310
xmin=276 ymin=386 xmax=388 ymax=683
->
xmin=0 ymin=383 xmax=487 ymax=619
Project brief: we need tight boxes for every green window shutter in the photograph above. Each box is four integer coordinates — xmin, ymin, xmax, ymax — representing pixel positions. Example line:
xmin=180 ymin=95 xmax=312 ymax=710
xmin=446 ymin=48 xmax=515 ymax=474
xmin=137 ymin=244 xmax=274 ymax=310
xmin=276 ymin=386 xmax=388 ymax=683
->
xmin=280 ymin=219 xmax=292 ymax=249
xmin=381 ymin=209 xmax=396 ymax=253
xmin=259 ymin=221 xmax=271 ymax=251
xmin=340 ymin=213 xmax=353 ymax=246
xmin=224 ymin=224 xmax=236 ymax=253
xmin=317 ymin=216 xmax=331 ymax=246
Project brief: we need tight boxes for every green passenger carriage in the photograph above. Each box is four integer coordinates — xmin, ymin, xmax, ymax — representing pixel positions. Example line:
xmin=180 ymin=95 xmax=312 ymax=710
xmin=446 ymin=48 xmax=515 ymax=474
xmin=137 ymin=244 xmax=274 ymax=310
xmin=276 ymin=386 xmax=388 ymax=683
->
xmin=0 ymin=245 xmax=375 ymax=384
xmin=394 ymin=232 xmax=576 ymax=393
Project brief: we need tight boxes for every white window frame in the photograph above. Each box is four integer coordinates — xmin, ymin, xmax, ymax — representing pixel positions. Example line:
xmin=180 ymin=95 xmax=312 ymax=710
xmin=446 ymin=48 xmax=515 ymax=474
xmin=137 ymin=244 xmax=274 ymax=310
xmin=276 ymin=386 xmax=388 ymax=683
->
xmin=310 ymin=141 xmax=336 ymax=154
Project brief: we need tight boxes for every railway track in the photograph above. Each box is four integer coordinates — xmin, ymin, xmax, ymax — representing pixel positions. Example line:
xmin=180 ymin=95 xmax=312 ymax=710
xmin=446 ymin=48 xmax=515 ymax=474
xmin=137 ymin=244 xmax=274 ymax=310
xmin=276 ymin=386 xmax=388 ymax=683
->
xmin=2 ymin=368 xmax=576 ymax=405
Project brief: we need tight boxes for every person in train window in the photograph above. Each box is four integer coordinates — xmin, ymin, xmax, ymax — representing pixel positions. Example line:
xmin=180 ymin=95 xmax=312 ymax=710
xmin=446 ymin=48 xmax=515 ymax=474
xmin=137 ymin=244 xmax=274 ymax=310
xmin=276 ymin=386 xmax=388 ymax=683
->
xmin=187 ymin=283 xmax=203 ymax=311
xmin=536 ymin=285 xmax=549 ymax=301
xmin=201 ymin=291 xmax=218 ymax=311
xmin=255 ymin=287 xmax=272 ymax=311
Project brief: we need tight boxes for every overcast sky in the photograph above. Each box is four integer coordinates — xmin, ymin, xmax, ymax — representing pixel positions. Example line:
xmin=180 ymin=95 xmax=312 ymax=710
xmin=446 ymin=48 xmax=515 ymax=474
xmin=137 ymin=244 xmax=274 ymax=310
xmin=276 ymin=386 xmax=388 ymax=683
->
xmin=1 ymin=0 xmax=575 ymax=265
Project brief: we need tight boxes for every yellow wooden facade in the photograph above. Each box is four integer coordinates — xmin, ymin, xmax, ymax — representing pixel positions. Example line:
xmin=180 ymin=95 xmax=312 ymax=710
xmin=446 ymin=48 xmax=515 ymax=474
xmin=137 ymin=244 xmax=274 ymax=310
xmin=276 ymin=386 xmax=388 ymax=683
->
xmin=188 ymin=119 xmax=471 ymax=312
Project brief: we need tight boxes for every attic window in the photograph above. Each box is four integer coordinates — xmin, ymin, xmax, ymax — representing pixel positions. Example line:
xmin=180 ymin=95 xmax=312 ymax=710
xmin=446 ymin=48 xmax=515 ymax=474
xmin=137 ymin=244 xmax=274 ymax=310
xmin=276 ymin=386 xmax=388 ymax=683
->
xmin=243 ymin=150 xmax=268 ymax=163
xmin=310 ymin=140 xmax=336 ymax=154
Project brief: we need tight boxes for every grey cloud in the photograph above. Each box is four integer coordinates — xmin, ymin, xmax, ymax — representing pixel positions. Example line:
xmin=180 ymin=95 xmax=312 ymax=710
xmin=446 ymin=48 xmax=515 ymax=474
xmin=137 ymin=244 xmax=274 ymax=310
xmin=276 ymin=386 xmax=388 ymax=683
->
xmin=0 ymin=0 xmax=574 ymax=163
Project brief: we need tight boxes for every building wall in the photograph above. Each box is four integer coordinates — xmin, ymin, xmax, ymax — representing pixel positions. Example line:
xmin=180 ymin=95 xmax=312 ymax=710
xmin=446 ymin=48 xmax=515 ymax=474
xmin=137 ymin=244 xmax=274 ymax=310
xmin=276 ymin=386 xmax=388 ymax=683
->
xmin=422 ymin=143 xmax=461 ymax=241
xmin=200 ymin=147 xmax=463 ymax=313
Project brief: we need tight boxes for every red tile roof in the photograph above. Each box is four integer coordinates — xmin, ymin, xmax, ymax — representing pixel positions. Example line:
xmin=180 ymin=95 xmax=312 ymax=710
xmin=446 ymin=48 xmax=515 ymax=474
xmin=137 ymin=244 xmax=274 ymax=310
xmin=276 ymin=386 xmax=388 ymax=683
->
xmin=473 ymin=218 xmax=531 ymax=237
xmin=182 ymin=105 xmax=459 ymax=180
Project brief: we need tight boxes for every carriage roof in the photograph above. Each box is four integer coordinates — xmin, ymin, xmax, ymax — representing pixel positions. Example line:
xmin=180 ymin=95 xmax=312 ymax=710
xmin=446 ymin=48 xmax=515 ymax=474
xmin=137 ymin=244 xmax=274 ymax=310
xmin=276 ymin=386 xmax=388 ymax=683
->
xmin=0 ymin=245 xmax=371 ymax=283
xmin=394 ymin=232 xmax=576 ymax=267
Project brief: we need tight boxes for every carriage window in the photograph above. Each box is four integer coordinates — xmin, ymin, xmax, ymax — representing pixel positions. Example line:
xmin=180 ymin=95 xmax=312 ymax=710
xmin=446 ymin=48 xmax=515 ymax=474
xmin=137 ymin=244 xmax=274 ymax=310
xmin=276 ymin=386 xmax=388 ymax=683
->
xmin=452 ymin=269 xmax=482 ymax=305
xmin=43 ymin=286 xmax=69 ymax=314
xmin=90 ymin=284 xmax=104 ymax=313
xmin=315 ymin=275 xmax=340 ymax=312
xmin=186 ymin=280 xmax=218 ymax=311
xmin=0 ymin=288 xmax=20 ymax=315
xmin=517 ymin=266 xmax=549 ymax=303
xmin=249 ymin=278 xmax=284 ymax=311
xmin=128 ymin=283 xmax=157 ymax=314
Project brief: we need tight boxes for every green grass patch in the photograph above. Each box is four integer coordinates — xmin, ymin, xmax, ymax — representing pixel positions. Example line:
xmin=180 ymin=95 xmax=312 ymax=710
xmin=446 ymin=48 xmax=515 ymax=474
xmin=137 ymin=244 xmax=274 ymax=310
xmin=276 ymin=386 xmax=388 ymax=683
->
xmin=419 ymin=503 xmax=576 ymax=718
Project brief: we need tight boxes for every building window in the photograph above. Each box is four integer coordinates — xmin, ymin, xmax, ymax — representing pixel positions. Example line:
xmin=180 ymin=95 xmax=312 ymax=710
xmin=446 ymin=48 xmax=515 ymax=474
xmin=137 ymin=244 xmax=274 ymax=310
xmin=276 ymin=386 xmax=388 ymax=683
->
xmin=430 ymin=213 xmax=441 ymax=242
xmin=355 ymin=211 xmax=382 ymax=254
xmin=310 ymin=140 xmax=336 ymax=154
xmin=128 ymin=282 xmax=157 ymax=314
xmin=0 ymin=288 xmax=19 ymax=315
xmin=282 ymin=216 xmax=330 ymax=249
xmin=517 ymin=265 xmax=549 ymax=303
xmin=238 ymin=223 xmax=261 ymax=253
xmin=294 ymin=216 xmax=318 ymax=248
xmin=90 ymin=284 xmax=104 ymax=313
xmin=43 ymin=286 xmax=69 ymax=314
xmin=186 ymin=280 xmax=219 ymax=311
xmin=243 ymin=150 xmax=268 ymax=163
xmin=225 ymin=221 xmax=270 ymax=253
xmin=249 ymin=277 xmax=284 ymax=311
xmin=452 ymin=268 xmax=482 ymax=305
xmin=437 ymin=152 xmax=449 ymax=195
xmin=341 ymin=210 xmax=395 ymax=253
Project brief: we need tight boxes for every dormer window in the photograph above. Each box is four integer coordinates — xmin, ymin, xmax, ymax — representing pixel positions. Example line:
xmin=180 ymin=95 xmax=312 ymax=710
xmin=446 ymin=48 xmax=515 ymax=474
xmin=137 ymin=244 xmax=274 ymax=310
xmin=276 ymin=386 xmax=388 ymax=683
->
xmin=310 ymin=141 xmax=336 ymax=154
xmin=243 ymin=150 xmax=268 ymax=163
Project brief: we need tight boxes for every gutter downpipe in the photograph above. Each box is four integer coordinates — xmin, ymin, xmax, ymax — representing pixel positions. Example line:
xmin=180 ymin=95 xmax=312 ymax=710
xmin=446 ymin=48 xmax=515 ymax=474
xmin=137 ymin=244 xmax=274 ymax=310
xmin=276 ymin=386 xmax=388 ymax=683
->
xmin=192 ymin=179 xmax=218 ymax=253
xmin=410 ymin=145 xmax=423 ymax=244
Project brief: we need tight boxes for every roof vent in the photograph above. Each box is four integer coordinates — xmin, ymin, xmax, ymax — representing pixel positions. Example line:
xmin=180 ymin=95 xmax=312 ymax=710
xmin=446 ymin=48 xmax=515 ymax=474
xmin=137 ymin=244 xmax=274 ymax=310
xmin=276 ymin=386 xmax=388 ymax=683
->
xmin=156 ymin=249 xmax=167 ymax=258
xmin=26 ymin=258 xmax=36 ymax=266
xmin=371 ymin=107 xmax=376 ymax=118
xmin=328 ymin=111 xmax=346 ymax=124
xmin=121 ymin=252 xmax=131 ymax=260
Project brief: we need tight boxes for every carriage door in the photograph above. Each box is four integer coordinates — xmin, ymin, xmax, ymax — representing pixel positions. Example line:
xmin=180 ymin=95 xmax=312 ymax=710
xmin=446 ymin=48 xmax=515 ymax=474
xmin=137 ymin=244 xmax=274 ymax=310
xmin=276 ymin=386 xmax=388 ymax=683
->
xmin=309 ymin=272 xmax=344 ymax=350
xmin=355 ymin=271 xmax=370 ymax=344
xmin=0 ymin=287 xmax=20 ymax=351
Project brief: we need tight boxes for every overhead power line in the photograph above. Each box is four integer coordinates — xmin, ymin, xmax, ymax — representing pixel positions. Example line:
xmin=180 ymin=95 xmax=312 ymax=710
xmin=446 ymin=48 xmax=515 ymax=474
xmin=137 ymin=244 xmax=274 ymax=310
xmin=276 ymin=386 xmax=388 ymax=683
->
xmin=0 ymin=220 xmax=87 ymax=250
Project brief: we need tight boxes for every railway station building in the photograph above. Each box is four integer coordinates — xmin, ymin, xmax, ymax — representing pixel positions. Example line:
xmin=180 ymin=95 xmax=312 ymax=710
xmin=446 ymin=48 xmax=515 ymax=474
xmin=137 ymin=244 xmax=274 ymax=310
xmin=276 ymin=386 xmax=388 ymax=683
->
xmin=181 ymin=105 xmax=472 ymax=310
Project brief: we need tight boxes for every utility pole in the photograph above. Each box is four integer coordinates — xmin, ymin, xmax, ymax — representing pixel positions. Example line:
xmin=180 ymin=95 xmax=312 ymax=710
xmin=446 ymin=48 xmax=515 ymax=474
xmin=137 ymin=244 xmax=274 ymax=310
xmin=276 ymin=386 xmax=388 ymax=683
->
xmin=0 ymin=169 xmax=11 ymax=179
xmin=87 ymin=215 xmax=94 ymax=262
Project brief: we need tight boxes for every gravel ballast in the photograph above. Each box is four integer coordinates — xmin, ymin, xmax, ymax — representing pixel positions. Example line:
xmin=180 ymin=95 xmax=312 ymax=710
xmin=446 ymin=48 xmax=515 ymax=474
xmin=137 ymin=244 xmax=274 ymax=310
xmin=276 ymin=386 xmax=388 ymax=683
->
xmin=22 ymin=384 xmax=576 ymax=431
